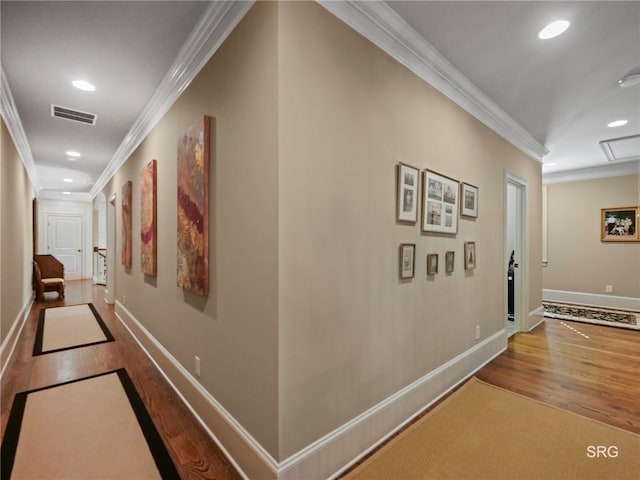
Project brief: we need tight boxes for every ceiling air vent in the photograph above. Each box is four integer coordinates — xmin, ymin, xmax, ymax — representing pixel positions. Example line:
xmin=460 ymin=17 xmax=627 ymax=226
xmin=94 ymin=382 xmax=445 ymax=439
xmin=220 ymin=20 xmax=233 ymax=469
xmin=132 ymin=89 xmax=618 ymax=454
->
xmin=51 ymin=104 xmax=97 ymax=126
xmin=599 ymin=134 xmax=640 ymax=163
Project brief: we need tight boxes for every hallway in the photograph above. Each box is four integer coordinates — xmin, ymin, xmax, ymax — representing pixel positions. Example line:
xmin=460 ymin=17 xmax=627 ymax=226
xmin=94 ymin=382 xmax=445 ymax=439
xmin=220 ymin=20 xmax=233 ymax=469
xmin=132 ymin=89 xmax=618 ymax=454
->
xmin=0 ymin=280 xmax=241 ymax=480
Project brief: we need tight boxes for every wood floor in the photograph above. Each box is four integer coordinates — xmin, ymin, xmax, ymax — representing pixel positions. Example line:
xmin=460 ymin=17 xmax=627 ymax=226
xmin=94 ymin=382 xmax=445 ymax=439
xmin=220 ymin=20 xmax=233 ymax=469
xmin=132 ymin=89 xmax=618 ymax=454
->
xmin=2 ymin=281 xmax=638 ymax=480
xmin=0 ymin=281 xmax=242 ymax=480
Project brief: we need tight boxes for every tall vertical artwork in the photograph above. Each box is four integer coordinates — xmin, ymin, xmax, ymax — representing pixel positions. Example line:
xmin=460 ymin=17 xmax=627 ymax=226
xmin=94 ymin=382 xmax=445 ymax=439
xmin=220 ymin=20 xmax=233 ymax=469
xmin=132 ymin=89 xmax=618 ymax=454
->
xmin=177 ymin=116 xmax=210 ymax=295
xmin=121 ymin=181 xmax=132 ymax=267
xmin=140 ymin=160 xmax=157 ymax=276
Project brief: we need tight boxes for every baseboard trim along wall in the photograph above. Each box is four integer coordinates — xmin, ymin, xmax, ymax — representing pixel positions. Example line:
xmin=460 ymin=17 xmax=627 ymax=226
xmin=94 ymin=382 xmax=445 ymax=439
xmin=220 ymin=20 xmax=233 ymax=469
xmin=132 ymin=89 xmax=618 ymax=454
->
xmin=282 ymin=329 xmax=506 ymax=480
xmin=528 ymin=306 xmax=546 ymax=331
xmin=0 ymin=294 xmax=33 ymax=379
xmin=116 ymin=299 xmax=506 ymax=480
xmin=115 ymin=301 xmax=278 ymax=480
xmin=543 ymin=289 xmax=640 ymax=312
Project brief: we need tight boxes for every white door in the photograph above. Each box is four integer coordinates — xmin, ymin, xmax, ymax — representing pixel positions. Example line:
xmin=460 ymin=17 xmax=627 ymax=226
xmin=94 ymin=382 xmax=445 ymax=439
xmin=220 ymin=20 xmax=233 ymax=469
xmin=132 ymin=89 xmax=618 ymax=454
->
xmin=46 ymin=214 xmax=83 ymax=280
xmin=505 ymin=173 xmax=527 ymax=338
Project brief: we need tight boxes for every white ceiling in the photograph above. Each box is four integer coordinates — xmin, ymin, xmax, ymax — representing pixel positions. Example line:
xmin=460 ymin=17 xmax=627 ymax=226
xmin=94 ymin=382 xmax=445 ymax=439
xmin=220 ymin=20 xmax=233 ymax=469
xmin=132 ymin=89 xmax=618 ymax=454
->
xmin=2 ymin=1 xmax=639 ymax=201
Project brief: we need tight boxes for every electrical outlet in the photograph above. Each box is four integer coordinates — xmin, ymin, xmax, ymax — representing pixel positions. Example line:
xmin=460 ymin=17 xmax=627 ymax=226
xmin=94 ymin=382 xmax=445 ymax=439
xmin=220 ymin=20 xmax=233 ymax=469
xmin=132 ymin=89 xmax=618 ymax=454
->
xmin=605 ymin=285 xmax=613 ymax=293
xmin=194 ymin=356 xmax=201 ymax=378
xmin=475 ymin=325 xmax=480 ymax=340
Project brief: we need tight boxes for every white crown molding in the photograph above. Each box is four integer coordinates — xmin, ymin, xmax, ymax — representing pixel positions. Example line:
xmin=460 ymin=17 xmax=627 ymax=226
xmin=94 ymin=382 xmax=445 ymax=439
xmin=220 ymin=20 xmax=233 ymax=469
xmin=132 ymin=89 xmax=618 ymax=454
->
xmin=317 ymin=1 xmax=548 ymax=163
xmin=0 ymin=67 xmax=41 ymax=194
xmin=90 ymin=0 xmax=255 ymax=198
xmin=543 ymin=160 xmax=640 ymax=184
xmin=37 ymin=190 xmax=93 ymax=202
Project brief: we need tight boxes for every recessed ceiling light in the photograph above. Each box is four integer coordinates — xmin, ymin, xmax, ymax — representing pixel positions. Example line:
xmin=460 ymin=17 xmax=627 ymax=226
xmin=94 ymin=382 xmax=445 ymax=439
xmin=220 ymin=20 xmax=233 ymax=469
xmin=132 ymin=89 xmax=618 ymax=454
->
xmin=66 ymin=150 xmax=81 ymax=157
xmin=618 ymin=73 xmax=640 ymax=88
xmin=72 ymin=80 xmax=96 ymax=92
xmin=62 ymin=191 xmax=71 ymax=195
xmin=63 ymin=178 xmax=73 ymax=182
xmin=538 ymin=20 xmax=570 ymax=39
xmin=607 ymin=120 xmax=628 ymax=128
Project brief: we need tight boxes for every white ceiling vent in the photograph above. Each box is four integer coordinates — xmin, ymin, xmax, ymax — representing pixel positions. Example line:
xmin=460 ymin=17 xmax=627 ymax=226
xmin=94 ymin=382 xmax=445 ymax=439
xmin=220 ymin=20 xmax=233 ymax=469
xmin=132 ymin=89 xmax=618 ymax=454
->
xmin=51 ymin=104 xmax=97 ymax=125
xmin=599 ymin=134 xmax=640 ymax=163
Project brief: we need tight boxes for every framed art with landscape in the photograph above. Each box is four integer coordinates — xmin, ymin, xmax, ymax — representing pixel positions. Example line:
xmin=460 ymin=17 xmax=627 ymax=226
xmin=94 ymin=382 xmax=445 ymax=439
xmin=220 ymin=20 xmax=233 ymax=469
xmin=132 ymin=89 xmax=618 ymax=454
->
xmin=460 ymin=182 xmax=478 ymax=218
xmin=601 ymin=207 xmax=639 ymax=242
xmin=399 ymin=244 xmax=416 ymax=279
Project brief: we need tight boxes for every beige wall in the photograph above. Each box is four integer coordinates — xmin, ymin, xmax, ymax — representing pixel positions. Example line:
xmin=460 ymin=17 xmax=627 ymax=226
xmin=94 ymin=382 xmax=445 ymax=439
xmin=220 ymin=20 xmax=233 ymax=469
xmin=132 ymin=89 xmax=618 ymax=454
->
xmin=277 ymin=2 xmax=542 ymax=459
xmin=544 ymin=174 xmax=640 ymax=297
xmin=102 ymin=2 xmax=280 ymax=457
xmin=100 ymin=1 xmax=544 ymax=465
xmin=1 ymin=118 xmax=34 ymax=344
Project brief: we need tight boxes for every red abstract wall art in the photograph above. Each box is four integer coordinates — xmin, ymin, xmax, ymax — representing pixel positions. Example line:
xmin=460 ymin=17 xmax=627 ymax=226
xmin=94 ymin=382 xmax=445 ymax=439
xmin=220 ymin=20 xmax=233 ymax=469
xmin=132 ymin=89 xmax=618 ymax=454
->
xmin=177 ymin=116 xmax=210 ymax=295
xmin=140 ymin=160 xmax=157 ymax=276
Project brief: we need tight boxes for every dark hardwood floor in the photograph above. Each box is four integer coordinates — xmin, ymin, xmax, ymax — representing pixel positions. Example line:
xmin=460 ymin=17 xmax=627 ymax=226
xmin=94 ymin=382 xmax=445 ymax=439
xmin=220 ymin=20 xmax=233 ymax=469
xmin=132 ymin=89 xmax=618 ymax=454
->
xmin=0 ymin=280 xmax=242 ymax=480
xmin=3 ymin=282 xmax=638 ymax=480
xmin=477 ymin=317 xmax=640 ymax=434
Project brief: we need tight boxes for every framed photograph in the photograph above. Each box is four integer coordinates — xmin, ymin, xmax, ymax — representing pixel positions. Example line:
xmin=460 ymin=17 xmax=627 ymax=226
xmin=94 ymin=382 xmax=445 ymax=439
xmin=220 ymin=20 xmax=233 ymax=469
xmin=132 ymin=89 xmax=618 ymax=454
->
xmin=399 ymin=244 xmax=416 ymax=279
xmin=427 ymin=253 xmax=438 ymax=275
xmin=601 ymin=207 xmax=639 ymax=242
xmin=396 ymin=163 xmax=419 ymax=223
xmin=422 ymin=170 xmax=459 ymax=234
xmin=461 ymin=182 xmax=478 ymax=218
xmin=464 ymin=242 xmax=476 ymax=270
xmin=445 ymin=251 xmax=455 ymax=273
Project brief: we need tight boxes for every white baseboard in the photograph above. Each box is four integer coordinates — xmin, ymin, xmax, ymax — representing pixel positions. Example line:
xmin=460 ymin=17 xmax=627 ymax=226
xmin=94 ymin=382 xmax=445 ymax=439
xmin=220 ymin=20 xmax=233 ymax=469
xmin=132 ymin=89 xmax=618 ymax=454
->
xmin=116 ymin=299 xmax=507 ymax=480
xmin=0 ymin=294 xmax=33 ymax=379
xmin=281 ymin=330 xmax=506 ymax=480
xmin=528 ymin=306 xmax=546 ymax=331
xmin=543 ymin=289 xmax=640 ymax=312
xmin=114 ymin=301 xmax=278 ymax=480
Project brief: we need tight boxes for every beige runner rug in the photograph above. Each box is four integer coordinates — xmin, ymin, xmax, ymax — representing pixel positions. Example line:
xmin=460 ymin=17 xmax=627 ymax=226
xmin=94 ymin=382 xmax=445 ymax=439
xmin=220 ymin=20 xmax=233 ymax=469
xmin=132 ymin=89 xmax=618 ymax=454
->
xmin=343 ymin=377 xmax=640 ymax=480
xmin=33 ymin=303 xmax=114 ymax=355
xmin=1 ymin=369 xmax=179 ymax=479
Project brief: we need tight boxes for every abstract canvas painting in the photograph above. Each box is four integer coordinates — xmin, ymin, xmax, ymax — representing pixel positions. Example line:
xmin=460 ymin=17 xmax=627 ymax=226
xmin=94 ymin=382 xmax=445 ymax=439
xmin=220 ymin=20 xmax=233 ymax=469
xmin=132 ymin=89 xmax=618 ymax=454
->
xmin=122 ymin=181 xmax=132 ymax=267
xmin=140 ymin=160 xmax=157 ymax=276
xmin=177 ymin=116 xmax=210 ymax=295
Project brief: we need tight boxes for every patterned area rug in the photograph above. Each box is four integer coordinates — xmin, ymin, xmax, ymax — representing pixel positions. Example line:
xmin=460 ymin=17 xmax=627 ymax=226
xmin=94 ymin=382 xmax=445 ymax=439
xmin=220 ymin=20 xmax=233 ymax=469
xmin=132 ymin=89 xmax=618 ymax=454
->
xmin=543 ymin=302 xmax=640 ymax=330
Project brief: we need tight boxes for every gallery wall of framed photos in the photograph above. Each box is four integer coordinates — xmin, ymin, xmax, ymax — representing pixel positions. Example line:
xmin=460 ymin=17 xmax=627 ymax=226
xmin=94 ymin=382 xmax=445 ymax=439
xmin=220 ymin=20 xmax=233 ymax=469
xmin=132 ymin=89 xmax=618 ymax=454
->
xmin=396 ymin=163 xmax=479 ymax=279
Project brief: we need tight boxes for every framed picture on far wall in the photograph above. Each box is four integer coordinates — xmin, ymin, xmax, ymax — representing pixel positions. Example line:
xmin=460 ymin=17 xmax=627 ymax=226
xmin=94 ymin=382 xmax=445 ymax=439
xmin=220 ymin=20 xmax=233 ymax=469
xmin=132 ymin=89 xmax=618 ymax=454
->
xmin=396 ymin=163 xmax=419 ymax=223
xmin=399 ymin=243 xmax=416 ymax=279
xmin=464 ymin=242 xmax=476 ymax=270
xmin=601 ymin=206 xmax=639 ymax=242
xmin=461 ymin=182 xmax=479 ymax=218
xmin=422 ymin=169 xmax=459 ymax=234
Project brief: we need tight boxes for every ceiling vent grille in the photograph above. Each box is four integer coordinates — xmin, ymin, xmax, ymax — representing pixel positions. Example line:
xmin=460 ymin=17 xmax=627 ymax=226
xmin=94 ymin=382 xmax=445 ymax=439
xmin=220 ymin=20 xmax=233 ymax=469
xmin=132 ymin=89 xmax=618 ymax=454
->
xmin=599 ymin=134 xmax=640 ymax=163
xmin=51 ymin=104 xmax=97 ymax=125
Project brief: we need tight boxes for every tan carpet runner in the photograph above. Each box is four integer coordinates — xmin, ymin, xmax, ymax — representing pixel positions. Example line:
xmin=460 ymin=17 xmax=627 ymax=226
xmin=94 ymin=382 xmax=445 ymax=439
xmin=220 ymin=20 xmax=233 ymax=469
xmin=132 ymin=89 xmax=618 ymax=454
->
xmin=33 ymin=303 xmax=114 ymax=355
xmin=1 ymin=369 xmax=179 ymax=479
xmin=343 ymin=377 xmax=640 ymax=480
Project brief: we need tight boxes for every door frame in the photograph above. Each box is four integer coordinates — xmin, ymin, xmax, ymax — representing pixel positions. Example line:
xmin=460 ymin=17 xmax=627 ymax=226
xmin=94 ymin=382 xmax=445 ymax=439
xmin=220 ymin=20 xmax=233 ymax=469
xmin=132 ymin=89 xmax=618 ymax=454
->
xmin=105 ymin=192 xmax=116 ymax=304
xmin=504 ymin=171 xmax=528 ymax=338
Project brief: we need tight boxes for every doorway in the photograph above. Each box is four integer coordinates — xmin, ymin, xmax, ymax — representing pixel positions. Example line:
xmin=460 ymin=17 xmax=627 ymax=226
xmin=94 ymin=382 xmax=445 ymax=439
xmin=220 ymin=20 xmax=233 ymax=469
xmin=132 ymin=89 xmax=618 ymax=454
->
xmin=505 ymin=173 xmax=527 ymax=338
xmin=105 ymin=193 xmax=116 ymax=304
xmin=45 ymin=214 xmax=83 ymax=280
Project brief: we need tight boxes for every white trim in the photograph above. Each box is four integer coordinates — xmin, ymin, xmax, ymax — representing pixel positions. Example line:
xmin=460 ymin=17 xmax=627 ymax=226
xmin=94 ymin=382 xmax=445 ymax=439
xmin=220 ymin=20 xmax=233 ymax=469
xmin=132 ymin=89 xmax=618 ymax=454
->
xmin=90 ymin=1 xmax=254 ymax=198
xmin=280 ymin=330 xmax=506 ymax=480
xmin=0 ymin=68 xmax=41 ymax=194
xmin=317 ymin=1 xmax=547 ymax=162
xmin=543 ymin=289 xmax=640 ymax=312
xmin=543 ymin=160 xmax=640 ymax=185
xmin=115 ymin=301 xmax=277 ymax=480
xmin=528 ymin=306 xmax=546 ymax=332
xmin=0 ymin=294 xmax=33 ymax=379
